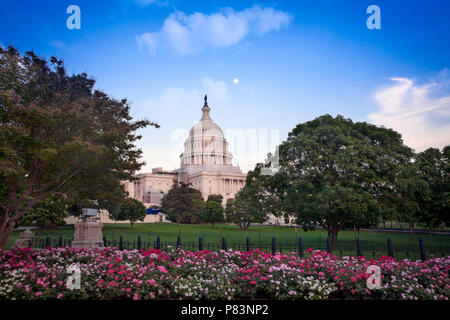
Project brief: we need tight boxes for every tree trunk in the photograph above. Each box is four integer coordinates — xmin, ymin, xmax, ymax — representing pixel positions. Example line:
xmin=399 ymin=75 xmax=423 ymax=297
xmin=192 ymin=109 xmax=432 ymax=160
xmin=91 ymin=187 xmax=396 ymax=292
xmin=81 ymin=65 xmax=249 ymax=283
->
xmin=331 ymin=230 xmax=339 ymax=248
xmin=0 ymin=219 xmax=17 ymax=250
xmin=0 ymin=212 xmax=10 ymax=236
xmin=211 ymin=223 xmax=215 ymax=229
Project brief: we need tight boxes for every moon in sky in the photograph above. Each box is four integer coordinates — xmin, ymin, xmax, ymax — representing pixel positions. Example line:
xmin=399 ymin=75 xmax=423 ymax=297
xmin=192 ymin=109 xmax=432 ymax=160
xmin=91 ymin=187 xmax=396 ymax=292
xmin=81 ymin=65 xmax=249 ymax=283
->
xmin=233 ymin=78 xmax=239 ymax=84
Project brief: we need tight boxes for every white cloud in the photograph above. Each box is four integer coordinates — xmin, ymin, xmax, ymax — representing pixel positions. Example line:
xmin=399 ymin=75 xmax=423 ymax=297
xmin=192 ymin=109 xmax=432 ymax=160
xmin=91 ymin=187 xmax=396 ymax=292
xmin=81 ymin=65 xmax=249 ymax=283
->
xmin=136 ymin=5 xmax=293 ymax=55
xmin=368 ymin=71 xmax=450 ymax=151
xmin=134 ymin=0 xmax=168 ymax=7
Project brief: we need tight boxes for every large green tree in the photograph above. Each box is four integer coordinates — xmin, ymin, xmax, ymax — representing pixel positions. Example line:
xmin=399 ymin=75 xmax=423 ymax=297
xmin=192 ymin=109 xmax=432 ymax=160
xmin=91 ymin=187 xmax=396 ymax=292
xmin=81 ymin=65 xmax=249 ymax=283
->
xmin=0 ymin=47 xmax=158 ymax=249
xmin=391 ymin=162 xmax=430 ymax=234
xmin=415 ymin=147 xmax=450 ymax=228
xmin=261 ymin=114 xmax=413 ymax=246
xmin=111 ymin=198 xmax=147 ymax=228
xmin=225 ymin=182 xmax=268 ymax=230
xmin=160 ymin=182 xmax=204 ymax=224
xmin=199 ymin=199 xmax=224 ymax=228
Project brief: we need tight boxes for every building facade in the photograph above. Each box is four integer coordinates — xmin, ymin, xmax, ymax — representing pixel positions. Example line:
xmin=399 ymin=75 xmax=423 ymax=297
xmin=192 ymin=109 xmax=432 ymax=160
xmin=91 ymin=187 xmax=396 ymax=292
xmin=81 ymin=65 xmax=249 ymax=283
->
xmin=123 ymin=95 xmax=247 ymax=212
xmin=65 ymin=96 xmax=292 ymax=226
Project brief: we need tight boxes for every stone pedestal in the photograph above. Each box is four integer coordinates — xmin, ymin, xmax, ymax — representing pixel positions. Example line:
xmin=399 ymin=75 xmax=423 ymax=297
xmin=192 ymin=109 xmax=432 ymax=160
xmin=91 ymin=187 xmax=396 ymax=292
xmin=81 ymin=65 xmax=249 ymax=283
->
xmin=14 ymin=229 xmax=35 ymax=248
xmin=71 ymin=219 xmax=104 ymax=249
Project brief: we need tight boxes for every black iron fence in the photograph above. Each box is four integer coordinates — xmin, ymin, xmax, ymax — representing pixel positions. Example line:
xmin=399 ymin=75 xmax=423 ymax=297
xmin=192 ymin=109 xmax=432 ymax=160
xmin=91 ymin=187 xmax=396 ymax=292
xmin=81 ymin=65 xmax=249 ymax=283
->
xmin=27 ymin=233 xmax=449 ymax=262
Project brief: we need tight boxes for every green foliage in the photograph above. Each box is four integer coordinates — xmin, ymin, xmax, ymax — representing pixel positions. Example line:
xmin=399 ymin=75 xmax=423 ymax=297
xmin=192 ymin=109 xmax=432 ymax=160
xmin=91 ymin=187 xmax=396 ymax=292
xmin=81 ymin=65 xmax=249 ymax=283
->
xmin=160 ymin=182 xmax=204 ymax=224
xmin=207 ymin=194 xmax=223 ymax=204
xmin=225 ymin=184 xmax=267 ymax=230
xmin=0 ymin=46 xmax=157 ymax=248
xmin=385 ymin=146 xmax=449 ymax=231
xmin=253 ymin=114 xmax=414 ymax=244
xmin=199 ymin=200 xmax=224 ymax=228
xmin=390 ymin=162 xmax=430 ymax=231
xmin=415 ymin=147 xmax=450 ymax=228
xmin=18 ymin=194 xmax=70 ymax=229
xmin=111 ymin=198 xmax=147 ymax=227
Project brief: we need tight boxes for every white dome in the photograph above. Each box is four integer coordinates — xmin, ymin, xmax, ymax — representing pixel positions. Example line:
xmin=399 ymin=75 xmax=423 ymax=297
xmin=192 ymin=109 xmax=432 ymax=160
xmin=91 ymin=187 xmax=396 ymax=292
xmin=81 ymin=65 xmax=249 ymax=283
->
xmin=180 ymin=96 xmax=233 ymax=166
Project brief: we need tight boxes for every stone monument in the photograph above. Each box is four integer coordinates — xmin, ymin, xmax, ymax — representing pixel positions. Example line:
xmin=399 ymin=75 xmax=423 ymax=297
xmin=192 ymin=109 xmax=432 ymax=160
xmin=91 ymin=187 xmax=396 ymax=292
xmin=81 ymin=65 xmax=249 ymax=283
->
xmin=71 ymin=208 xmax=104 ymax=249
xmin=14 ymin=229 xmax=35 ymax=248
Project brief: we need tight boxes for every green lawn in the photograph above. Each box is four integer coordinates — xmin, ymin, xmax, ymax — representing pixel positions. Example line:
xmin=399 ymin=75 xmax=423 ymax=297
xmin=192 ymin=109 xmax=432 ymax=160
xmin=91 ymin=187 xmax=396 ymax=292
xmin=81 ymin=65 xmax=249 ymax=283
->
xmin=6 ymin=222 xmax=449 ymax=260
xmin=376 ymin=221 xmax=450 ymax=231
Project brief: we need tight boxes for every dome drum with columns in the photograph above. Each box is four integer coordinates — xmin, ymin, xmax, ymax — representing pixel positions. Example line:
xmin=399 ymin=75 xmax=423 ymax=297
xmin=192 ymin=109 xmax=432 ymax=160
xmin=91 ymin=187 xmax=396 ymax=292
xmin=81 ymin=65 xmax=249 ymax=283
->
xmin=180 ymin=95 xmax=233 ymax=166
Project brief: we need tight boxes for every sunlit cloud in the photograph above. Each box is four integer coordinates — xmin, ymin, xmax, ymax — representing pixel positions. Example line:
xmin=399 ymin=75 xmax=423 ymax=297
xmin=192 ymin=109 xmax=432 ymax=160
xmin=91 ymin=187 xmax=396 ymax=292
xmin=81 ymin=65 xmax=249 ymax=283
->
xmin=136 ymin=5 xmax=293 ymax=56
xmin=368 ymin=70 xmax=450 ymax=151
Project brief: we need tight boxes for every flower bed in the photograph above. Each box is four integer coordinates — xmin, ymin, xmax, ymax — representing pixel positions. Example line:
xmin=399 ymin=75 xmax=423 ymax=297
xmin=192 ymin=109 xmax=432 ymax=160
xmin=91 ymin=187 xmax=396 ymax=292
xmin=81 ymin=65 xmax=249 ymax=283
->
xmin=0 ymin=247 xmax=449 ymax=300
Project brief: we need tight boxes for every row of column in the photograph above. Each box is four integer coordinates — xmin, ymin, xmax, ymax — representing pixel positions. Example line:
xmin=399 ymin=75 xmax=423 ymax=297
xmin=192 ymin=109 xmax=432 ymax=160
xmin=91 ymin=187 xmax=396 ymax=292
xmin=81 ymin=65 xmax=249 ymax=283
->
xmin=220 ymin=178 xmax=245 ymax=195
xmin=184 ymin=154 xmax=230 ymax=165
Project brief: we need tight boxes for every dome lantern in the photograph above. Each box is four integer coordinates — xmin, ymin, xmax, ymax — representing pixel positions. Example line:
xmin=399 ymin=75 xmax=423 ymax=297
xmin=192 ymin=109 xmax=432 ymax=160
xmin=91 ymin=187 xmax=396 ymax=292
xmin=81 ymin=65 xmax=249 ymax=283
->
xmin=201 ymin=94 xmax=211 ymax=120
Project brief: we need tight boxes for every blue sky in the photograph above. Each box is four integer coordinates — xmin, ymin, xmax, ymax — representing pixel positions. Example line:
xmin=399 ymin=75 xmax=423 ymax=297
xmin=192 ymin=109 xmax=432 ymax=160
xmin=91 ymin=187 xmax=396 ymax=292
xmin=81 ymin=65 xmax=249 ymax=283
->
xmin=1 ymin=0 xmax=449 ymax=172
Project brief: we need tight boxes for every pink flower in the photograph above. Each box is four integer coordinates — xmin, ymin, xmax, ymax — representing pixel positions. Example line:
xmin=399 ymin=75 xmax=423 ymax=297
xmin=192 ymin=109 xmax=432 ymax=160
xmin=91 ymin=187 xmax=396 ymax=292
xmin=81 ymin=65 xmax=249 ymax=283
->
xmin=157 ymin=266 xmax=168 ymax=274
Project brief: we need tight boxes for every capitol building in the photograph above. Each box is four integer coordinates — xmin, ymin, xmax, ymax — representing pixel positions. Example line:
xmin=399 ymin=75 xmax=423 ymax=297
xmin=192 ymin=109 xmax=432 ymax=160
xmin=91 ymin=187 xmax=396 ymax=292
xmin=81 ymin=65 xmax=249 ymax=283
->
xmin=99 ymin=96 xmax=247 ymax=223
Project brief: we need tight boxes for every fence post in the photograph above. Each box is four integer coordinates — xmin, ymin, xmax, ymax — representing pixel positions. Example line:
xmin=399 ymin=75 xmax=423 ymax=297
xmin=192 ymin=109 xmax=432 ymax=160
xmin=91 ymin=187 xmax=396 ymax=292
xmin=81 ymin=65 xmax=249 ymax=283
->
xmin=326 ymin=236 xmax=331 ymax=253
xmin=156 ymin=236 xmax=161 ymax=250
xmin=387 ymin=236 xmax=393 ymax=258
xmin=58 ymin=233 xmax=63 ymax=248
xmin=419 ymin=237 xmax=426 ymax=261
xmin=177 ymin=235 xmax=181 ymax=249
xmin=198 ymin=236 xmax=203 ymax=251
xmin=272 ymin=236 xmax=276 ymax=255
xmin=45 ymin=236 xmax=50 ymax=248
xmin=119 ymin=235 xmax=123 ymax=251
xmin=221 ymin=236 xmax=227 ymax=251
xmin=298 ymin=236 xmax=304 ymax=258
xmin=356 ymin=236 xmax=362 ymax=256
xmin=246 ymin=236 xmax=251 ymax=252
xmin=137 ymin=235 xmax=142 ymax=250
